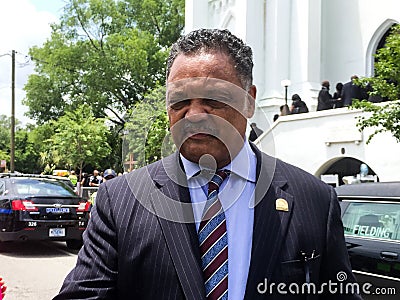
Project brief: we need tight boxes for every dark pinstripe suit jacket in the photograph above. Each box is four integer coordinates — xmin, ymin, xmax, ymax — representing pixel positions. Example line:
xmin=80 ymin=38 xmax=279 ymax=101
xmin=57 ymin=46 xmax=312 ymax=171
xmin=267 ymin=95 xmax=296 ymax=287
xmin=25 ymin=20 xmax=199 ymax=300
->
xmin=54 ymin=145 xmax=361 ymax=299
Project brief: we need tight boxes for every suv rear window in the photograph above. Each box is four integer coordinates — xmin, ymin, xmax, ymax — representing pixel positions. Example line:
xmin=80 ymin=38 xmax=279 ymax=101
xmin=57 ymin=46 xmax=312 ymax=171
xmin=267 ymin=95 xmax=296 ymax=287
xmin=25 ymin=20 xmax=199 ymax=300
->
xmin=11 ymin=178 xmax=76 ymax=196
xmin=342 ymin=201 xmax=400 ymax=241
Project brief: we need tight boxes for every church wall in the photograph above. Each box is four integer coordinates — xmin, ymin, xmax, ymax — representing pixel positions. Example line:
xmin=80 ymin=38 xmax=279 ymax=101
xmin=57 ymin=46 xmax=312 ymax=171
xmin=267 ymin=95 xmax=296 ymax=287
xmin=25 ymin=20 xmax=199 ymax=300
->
xmin=184 ymin=0 xmax=400 ymax=132
xmin=322 ymin=0 xmax=400 ymax=87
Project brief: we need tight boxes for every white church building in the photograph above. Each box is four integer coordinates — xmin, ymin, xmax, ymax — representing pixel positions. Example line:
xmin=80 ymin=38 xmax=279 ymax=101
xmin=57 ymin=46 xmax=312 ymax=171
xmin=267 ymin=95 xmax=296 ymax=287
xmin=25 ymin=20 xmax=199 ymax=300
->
xmin=185 ymin=0 xmax=400 ymax=184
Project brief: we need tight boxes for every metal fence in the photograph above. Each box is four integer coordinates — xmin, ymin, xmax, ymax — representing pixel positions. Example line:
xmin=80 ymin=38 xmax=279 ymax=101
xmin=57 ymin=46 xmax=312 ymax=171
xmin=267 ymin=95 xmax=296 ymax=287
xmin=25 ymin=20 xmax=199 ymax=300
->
xmin=79 ymin=186 xmax=99 ymax=201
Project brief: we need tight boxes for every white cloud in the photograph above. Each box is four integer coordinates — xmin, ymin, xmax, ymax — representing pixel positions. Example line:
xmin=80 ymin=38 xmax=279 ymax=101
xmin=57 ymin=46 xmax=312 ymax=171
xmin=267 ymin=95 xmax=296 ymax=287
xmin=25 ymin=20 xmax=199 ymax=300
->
xmin=0 ymin=0 xmax=61 ymax=125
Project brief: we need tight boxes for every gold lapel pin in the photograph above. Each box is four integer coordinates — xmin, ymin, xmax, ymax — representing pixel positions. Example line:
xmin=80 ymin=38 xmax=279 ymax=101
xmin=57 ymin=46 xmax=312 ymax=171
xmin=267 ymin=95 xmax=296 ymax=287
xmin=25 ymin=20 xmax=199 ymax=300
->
xmin=275 ymin=198 xmax=289 ymax=212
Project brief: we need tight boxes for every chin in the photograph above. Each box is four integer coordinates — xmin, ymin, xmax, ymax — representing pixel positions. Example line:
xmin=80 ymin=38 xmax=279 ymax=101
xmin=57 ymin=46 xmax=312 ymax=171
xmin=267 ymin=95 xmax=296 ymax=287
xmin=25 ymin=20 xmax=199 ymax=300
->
xmin=179 ymin=140 xmax=230 ymax=167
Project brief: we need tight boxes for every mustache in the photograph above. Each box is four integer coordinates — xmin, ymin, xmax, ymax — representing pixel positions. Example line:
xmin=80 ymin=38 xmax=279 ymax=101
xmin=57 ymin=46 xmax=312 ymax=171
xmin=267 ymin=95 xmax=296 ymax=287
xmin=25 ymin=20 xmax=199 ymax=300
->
xmin=181 ymin=122 xmax=218 ymax=136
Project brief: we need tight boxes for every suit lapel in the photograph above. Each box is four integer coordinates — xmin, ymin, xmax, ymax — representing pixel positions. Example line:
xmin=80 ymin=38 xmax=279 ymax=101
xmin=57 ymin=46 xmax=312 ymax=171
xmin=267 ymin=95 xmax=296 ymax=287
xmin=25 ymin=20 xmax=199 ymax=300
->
xmin=149 ymin=153 xmax=205 ymax=300
xmin=244 ymin=149 xmax=294 ymax=299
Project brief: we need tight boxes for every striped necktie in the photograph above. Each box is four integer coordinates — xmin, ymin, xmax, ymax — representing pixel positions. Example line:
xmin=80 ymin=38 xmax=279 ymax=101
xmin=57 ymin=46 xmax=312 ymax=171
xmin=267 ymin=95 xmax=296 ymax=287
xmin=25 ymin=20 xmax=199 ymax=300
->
xmin=198 ymin=170 xmax=230 ymax=300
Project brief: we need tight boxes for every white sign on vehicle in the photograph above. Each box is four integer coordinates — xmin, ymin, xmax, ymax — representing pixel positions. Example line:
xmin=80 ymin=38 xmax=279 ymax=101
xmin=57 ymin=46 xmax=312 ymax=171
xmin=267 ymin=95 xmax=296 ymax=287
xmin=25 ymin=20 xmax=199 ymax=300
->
xmin=49 ymin=228 xmax=66 ymax=237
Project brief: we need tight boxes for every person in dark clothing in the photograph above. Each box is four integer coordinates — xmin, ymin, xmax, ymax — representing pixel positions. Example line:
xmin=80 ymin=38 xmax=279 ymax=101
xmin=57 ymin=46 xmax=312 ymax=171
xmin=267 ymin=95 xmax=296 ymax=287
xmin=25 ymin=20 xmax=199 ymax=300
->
xmin=317 ymin=80 xmax=334 ymax=111
xmin=249 ymin=122 xmax=264 ymax=142
xmin=280 ymin=104 xmax=291 ymax=116
xmin=80 ymin=173 xmax=91 ymax=187
xmin=341 ymin=75 xmax=368 ymax=106
xmin=290 ymin=94 xmax=309 ymax=114
xmin=89 ymin=169 xmax=102 ymax=187
xmin=333 ymin=82 xmax=344 ymax=108
xmin=365 ymin=83 xmax=383 ymax=103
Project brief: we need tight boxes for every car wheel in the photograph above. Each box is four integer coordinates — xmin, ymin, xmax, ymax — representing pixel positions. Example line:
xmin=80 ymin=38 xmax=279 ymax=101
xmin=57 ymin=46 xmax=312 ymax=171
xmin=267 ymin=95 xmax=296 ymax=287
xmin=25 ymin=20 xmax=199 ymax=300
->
xmin=66 ymin=239 xmax=83 ymax=250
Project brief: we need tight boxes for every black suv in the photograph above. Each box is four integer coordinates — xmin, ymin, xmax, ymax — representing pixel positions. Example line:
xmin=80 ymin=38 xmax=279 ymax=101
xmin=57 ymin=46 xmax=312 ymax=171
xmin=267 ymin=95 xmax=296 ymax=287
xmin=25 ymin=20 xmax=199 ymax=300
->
xmin=336 ymin=182 xmax=400 ymax=299
xmin=0 ymin=173 xmax=90 ymax=250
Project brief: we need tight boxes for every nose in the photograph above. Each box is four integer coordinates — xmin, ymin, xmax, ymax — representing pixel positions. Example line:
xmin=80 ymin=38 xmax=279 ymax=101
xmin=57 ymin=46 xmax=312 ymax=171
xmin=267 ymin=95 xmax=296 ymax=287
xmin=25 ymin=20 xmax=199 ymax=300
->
xmin=185 ymin=99 xmax=208 ymax=122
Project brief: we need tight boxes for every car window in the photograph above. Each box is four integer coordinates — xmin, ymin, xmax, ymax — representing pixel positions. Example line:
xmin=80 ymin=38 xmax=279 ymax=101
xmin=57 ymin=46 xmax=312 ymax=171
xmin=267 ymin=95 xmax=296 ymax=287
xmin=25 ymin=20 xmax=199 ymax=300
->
xmin=342 ymin=201 xmax=400 ymax=241
xmin=12 ymin=178 xmax=76 ymax=196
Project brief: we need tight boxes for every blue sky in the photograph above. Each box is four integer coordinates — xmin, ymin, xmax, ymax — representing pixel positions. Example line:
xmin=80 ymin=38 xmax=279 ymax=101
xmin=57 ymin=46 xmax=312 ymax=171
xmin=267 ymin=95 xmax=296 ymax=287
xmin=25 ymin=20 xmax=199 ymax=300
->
xmin=0 ymin=0 xmax=66 ymax=124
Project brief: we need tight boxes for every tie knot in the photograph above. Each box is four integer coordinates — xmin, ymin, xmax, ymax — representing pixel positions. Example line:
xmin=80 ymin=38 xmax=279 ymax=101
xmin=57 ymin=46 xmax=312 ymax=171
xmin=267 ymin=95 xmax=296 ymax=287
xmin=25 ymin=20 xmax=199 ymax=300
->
xmin=208 ymin=170 xmax=230 ymax=194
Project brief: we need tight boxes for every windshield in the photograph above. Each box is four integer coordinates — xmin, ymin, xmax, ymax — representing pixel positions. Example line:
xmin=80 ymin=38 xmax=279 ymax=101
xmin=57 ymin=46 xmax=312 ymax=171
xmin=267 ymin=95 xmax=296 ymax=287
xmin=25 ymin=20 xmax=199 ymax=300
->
xmin=11 ymin=178 xmax=76 ymax=197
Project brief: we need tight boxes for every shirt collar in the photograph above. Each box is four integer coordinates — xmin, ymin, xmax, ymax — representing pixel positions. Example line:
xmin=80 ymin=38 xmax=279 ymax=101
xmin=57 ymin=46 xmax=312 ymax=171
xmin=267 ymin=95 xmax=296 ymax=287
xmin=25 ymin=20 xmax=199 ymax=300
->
xmin=180 ymin=139 xmax=257 ymax=183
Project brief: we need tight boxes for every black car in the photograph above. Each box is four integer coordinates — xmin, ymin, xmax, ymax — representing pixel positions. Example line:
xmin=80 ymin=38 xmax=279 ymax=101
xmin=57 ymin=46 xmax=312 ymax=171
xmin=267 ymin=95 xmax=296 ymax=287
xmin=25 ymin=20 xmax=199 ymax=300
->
xmin=336 ymin=182 xmax=400 ymax=299
xmin=0 ymin=173 xmax=90 ymax=250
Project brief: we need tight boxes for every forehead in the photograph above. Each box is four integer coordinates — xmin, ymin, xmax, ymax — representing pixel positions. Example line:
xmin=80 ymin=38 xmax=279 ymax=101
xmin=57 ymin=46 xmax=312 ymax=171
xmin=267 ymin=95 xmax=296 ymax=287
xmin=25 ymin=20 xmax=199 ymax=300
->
xmin=166 ymin=77 xmax=247 ymax=105
xmin=167 ymin=51 xmax=241 ymax=86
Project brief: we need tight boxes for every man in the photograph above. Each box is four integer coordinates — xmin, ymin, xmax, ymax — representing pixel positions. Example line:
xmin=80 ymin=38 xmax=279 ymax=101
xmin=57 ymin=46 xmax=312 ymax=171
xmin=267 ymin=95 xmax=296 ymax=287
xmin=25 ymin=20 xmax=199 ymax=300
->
xmin=317 ymin=80 xmax=334 ymax=111
xmin=89 ymin=169 xmax=102 ymax=187
xmin=290 ymin=94 xmax=309 ymax=114
xmin=68 ymin=170 xmax=78 ymax=187
xmin=248 ymin=123 xmax=264 ymax=142
xmin=55 ymin=29 xmax=360 ymax=299
xmin=341 ymin=75 xmax=367 ymax=107
xmin=102 ymin=169 xmax=116 ymax=182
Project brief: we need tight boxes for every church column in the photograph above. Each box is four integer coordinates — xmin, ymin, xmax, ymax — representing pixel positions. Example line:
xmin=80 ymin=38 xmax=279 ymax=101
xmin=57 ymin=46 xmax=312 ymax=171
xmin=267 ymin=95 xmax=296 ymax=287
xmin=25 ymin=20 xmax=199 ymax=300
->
xmin=289 ymin=0 xmax=322 ymax=105
xmin=262 ymin=0 xmax=292 ymax=101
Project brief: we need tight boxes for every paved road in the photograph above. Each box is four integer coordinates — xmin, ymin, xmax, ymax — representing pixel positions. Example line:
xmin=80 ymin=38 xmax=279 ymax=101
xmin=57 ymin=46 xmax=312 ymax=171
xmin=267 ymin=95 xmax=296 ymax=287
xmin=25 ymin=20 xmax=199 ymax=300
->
xmin=0 ymin=241 xmax=78 ymax=300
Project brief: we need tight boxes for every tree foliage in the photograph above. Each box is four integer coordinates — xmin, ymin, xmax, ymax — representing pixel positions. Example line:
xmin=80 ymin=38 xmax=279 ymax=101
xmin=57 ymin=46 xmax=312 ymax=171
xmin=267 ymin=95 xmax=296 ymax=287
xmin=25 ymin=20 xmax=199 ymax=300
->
xmin=354 ymin=24 xmax=400 ymax=143
xmin=49 ymin=104 xmax=111 ymax=178
xmin=0 ymin=115 xmax=43 ymax=173
xmin=24 ymin=0 xmax=184 ymax=126
xmin=123 ymin=86 xmax=174 ymax=168
xmin=352 ymin=100 xmax=400 ymax=143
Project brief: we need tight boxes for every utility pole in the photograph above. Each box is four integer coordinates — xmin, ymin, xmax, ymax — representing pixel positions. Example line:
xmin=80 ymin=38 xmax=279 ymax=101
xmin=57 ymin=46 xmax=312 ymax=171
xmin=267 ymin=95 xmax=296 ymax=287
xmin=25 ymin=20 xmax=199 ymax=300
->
xmin=10 ymin=50 xmax=15 ymax=172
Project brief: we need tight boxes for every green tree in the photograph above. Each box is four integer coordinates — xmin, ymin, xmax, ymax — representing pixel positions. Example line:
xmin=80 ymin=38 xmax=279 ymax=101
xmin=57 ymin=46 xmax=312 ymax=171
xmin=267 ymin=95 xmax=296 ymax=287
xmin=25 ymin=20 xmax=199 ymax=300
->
xmin=24 ymin=0 xmax=184 ymax=127
xmin=14 ymin=128 xmax=42 ymax=173
xmin=49 ymin=104 xmax=111 ymax=179
xmin=0 ymin=115 xmax=11 ymax=166
xmin=354 ymin=24 xmax=400 ymax=143
xmin=0 ymin=115 xmax=38 ymax=173
xmin=124 ymin=86 xmax=174 ymax=168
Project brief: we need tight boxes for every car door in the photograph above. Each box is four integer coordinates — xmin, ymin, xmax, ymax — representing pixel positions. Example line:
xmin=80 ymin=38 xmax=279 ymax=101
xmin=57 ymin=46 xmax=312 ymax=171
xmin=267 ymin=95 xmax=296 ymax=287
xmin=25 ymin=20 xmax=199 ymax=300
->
xmin=340 ymin=200 xmax=400 ymax=297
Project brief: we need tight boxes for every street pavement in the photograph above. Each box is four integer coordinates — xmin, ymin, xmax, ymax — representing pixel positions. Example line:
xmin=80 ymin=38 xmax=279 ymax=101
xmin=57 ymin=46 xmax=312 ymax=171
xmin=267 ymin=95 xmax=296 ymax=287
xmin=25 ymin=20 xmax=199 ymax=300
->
xmin=0 ymin=241 xmax=78 ymax=299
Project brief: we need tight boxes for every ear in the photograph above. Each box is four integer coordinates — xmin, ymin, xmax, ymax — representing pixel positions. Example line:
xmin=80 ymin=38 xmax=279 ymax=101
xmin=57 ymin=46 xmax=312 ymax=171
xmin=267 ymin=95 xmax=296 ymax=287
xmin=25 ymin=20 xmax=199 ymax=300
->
xmin=244 ymin=85 xmax=256 ymax=118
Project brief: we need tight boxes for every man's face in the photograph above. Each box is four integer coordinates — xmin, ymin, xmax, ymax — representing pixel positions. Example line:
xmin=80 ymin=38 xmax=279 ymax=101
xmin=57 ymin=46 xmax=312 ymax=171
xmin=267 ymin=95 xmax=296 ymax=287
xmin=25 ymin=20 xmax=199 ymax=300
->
xmin=167 ymin=51 xmax=256 ymax=168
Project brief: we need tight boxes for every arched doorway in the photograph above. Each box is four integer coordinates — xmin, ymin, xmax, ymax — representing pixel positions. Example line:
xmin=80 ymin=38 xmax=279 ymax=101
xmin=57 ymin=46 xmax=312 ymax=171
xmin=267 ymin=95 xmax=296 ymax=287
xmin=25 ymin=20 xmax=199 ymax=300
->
xmin=318 ymin=157 xmax=378 ymax=186
xmin=366 ymin=20 xmax=398 ymax=76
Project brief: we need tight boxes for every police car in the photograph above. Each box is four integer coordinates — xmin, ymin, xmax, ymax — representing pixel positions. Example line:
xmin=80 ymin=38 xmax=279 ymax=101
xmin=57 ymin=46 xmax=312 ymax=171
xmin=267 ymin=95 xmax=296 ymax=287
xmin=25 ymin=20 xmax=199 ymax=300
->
xmin=336 ymin=182 xmax=400 ymax=298
xmin=0 ymin=173 xmax=90 ymax=250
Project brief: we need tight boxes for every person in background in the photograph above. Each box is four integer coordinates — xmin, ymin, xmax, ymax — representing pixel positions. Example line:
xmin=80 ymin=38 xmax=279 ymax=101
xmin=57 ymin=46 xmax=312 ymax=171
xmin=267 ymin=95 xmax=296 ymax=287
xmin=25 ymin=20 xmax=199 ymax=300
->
xmin=89 ymin=169 xmax=102 ymax=187
xmin=68 ymin=170 xmax=78 ymax=187
xmin=290 ymin=94 xmax=309 ymax=114
xmin=317 ymin=80 xmax=334 ymax=111
xmin=280 ymin=104 xmax=291 ymax=116
xmin=80 ymin=173 xmax=90 ymax=187
xmin=341 ymin=75 xmax=368 ymax=106
xmin=248 ymin=122 xmax=264 ymax=142
xmin=332 ymin=82 xmax=343 ymax=108
xmin=103 ymin=169 xmax=117 ymax=182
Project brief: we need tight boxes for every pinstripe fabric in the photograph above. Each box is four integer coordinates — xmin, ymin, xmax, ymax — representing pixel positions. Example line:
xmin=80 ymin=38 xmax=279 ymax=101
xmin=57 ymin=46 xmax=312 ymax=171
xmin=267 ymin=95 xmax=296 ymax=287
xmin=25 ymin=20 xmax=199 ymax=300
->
xmin=54 ymin=147 xmax=361 ymax=300
xmin=198 ymin=171 xmax=229 ymax=300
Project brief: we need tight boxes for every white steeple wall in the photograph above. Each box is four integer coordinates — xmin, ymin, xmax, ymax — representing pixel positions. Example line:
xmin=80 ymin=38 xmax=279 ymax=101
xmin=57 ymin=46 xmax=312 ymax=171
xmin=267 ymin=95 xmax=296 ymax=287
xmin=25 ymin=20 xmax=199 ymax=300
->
xmin=185 ymin=0 xmax=400 ymax=125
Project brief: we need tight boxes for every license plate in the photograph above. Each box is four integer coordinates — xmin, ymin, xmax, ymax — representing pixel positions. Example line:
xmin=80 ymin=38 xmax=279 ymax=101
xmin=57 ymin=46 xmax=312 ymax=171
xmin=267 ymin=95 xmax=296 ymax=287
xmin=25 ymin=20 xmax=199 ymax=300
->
xmin=49 ymin=228 xmax=65 ymax=237
xmin=46 ymin=207 xmax=70 ymax=214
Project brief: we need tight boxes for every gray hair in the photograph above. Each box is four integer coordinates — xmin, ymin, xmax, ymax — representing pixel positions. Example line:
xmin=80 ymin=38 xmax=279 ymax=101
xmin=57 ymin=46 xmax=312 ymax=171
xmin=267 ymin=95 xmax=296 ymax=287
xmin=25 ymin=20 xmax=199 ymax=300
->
xmin=166 ymin=28 xmax=254 ymax=90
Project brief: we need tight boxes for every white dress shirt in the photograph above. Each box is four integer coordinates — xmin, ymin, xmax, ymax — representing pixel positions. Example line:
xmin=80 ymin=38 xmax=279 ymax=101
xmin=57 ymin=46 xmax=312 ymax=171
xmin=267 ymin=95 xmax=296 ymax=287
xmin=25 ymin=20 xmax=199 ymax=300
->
xmin=180 ymin=139 xmax=257 ymax=300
